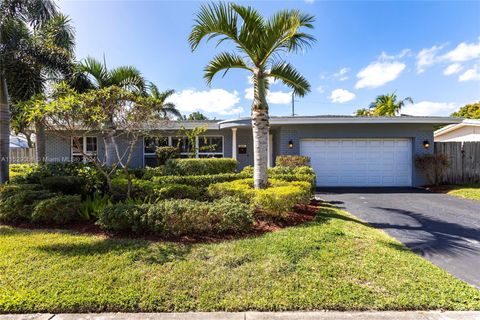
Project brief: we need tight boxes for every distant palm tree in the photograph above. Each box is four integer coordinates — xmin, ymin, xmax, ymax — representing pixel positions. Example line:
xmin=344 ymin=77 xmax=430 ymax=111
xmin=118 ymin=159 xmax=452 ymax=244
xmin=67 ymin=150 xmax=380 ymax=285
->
xmin=147 ymin=83 xmax=181 ymax=119
xmin=0 ymin=0 xmax=63 ymax=183
xmin=370 ymin=92 xmax=413 ymax=116
xmin=74 ymin=57 xmax=146 ymax=165
xmin=189 ymin=3 xmax=315 ymax=188
xmin=355 ymin=108 xmax=372 ymax=117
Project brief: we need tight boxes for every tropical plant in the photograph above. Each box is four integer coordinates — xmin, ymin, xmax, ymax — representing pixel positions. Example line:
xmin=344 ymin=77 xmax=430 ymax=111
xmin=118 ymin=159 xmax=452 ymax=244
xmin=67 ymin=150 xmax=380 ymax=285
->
xmin=147 ymin=83 xmax=181 ymax=119
xmin=451 ymin=101 xmax=480 ymax=119
xmin=189 ymin=2 xmax=315 ymax=188
xmin=355 ymin=108 xmax=372 ymax=117
xmin=0 ymin=0 xmax=67 ymax=183
xmin=73 ymin=56 xmax=146 ymax=165
xmin=184 ymin=111 xmax=209 ymax=120
xmin=368 ymin=92 xmax=413 ymax=116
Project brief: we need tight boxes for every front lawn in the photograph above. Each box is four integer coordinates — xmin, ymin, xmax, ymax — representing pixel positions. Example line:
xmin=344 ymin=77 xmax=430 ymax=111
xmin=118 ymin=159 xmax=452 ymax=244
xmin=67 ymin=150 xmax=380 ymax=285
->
xmin=1 ymin=204 xmax=479 ymax=313
xmin=447 ymin=184 xmax=480 ymax=201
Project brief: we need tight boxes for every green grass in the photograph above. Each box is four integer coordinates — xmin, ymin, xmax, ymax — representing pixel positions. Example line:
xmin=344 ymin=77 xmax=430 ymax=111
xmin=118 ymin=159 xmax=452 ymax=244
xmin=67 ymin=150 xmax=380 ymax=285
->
xmin=447 ymin=184 xmax=480 ymax=201
xmin=0 ymin=205 xmax=479 ymax=313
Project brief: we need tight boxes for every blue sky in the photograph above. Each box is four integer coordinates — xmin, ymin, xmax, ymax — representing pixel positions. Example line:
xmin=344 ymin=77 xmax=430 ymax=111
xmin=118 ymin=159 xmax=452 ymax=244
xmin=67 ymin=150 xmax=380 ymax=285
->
xmin=58 ymin=0 xmax=480 ymax=119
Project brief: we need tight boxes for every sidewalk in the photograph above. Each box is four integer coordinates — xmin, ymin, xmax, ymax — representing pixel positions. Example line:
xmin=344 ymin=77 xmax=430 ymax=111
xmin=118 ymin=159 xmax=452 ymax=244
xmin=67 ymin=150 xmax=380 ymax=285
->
xmin=1 ymin=312 xmax=479 ymax=320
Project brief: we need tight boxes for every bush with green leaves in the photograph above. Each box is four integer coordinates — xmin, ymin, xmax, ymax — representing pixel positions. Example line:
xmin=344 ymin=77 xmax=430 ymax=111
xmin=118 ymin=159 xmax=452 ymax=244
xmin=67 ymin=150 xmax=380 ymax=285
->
xmin=208 ymin=178 xmax=311 ymax=219
xmin=165 ymin=158 xmax=238 ymax=175
xmin=276 ymin=155 xmax=310 ymax=167
xmin=79 ymin=194 xmax=113 ymax=220
xmin=31 ymin=195 xmax=83 ymax=225
xmin=40 ymin=175 xmax=86 ymax=195
xmin=8 ymin=164 xmax=37 ymax=179
xmin=97 ymin=197 xmax=253 ymax=237
xmin=415 ymin=153 xmax=450 ymax=186
xmin=153 ymin=184 xmax=201 ymax=201
xmin=241 ymin=165 xmax=316 ymax=190
xmin=155 ymin=146 xmax=180 ymax=165
xmin=152 ymin=173 xmax=249 ymax=189
xmin=0 ymin=185 xmax=57 ymax=223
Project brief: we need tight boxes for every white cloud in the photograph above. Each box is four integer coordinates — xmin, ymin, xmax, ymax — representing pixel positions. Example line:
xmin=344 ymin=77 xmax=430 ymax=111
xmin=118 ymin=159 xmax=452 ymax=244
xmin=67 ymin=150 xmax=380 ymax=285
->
xmin=402 ymin=101 xmax=458 ymax=116
xmin=329 ymin=89 xmax=356 ymax=103
xmin=416 ymin=45 xmax=443 ymax=74
xmin=380 ymin=49 xmax=411 ymax=60
xmin=244 ymin=88 xmax=291 ymax=104
xmin=443 ymin=63 xmax=463 ymax=76
xmin=442 ymin=40 xmax=480 ymax=62
xmin=317 ymin=85 xmax=325 ymax=94
xmin=333 ymin=67 xmax=350 ymax=81
xmin=459 ymin=65 xmax=480 ymax=82
xmin=355 ymin=61 xmax=406 ymax=89
xmin=168 ymin=89 xmax=242 ymax=115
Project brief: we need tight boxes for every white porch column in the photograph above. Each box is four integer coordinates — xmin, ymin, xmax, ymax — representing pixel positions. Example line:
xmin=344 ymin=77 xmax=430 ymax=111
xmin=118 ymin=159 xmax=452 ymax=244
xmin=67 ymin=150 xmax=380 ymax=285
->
xmin=267 ymin=133 xmax=273 ymax=167
xmin=231 ymin=128 xmax=237 ymax=160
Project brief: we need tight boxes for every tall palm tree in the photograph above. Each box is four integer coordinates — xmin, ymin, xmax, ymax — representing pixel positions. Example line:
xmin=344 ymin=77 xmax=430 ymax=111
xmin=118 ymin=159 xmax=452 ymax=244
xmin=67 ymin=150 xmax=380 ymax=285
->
xmin=0 ymin=0 xmax=59 ymax=183
xmin=74 ymin=57 xmax=146 ymax=165
xmin=370 ymin=92 xmax=413 ymax=116
xmin=147 ymin=83 xmax=181 ymax=119
xmin=189 ymin=3 xmax=315 ymax=188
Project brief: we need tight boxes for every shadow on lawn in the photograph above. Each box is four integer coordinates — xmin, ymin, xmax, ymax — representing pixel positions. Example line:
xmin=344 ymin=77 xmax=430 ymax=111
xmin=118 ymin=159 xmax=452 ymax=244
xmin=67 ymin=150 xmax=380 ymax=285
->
xmin=36 ymin=238 xmax=192 ymax=265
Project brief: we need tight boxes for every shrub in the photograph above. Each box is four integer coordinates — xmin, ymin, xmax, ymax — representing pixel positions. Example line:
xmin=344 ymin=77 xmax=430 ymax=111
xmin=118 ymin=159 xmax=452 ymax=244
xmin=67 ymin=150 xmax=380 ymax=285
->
xmin=111 ymin=178 xmax=159 ymax=201
xmin=155 ymin=146 xmax=180 ymax=165
xmin=97 ymin=197 xmax=253 ymax=237
xmin=154 ymin=184 xmax=201 ymax=201
xmin=31 ymin=195 xmax=82 ymax=225
xmin=152 ymin=173 xmax=249 ymax=189
xmin=240 ymin=166 xmax=316 ymax=190
xmin=165 ymin=158 xmax=237 ymax=175
xmin=79 ymin=194 xmax=113 ymax=220
xmin=9 ymin=164 xmax=36 ymax=179
xmin=208 ymin=178 xmax=312 ymax=219
xmin=13 ymin=163 xmax=106 ymax=195
xmin=415 ymin=153 xmax=450 ymax=186
xmin=276 ymin=155 xmax=310 ymax=167
xmin=97 ymin=203 xmax=149 ymax=233
xmin=142 ymin=166 xmax=168 ymax=180
xmin=41 ymin=175 xmax=86 ymax=195
xmin=0 ymin=186 xmax=57 ymax=223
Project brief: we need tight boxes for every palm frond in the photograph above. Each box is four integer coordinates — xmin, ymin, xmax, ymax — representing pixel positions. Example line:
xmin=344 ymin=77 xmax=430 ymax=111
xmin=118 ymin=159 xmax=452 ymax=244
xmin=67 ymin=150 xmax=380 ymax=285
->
xmin=1 ymin=0 xmax=58 ymax=28
xmin=204 ymin=52 xmax=251 ymax=85
xmin=78 ymin=57 xmax=108 ymax=89
xmin=231 ymin=4 xmax=264 ymax=63
xmin=108 ymin=66 xmax=145 ymax=93
xmin=268 ymin=62 xmax=310 ymax=97
xmin=36 ymin=13 xmax=75 ymax=54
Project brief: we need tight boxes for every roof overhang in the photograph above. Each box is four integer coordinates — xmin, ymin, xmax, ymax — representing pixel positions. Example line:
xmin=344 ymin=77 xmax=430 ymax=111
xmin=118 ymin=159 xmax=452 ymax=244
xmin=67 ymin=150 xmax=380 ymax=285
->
xmin=434 ymin=119 xmax=480 ymax=137
xmin=219 ymin=116 xmax=462 ymax=129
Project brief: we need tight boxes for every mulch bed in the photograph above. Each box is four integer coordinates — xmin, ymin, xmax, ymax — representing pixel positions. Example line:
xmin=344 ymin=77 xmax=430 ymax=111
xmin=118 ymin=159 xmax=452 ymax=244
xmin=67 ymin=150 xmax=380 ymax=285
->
xmin=1 ymin=200 xmax=322 ymax=244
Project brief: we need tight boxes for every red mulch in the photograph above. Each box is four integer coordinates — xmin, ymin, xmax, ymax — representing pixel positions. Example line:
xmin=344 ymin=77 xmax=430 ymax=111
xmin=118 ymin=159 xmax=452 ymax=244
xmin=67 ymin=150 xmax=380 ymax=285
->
xmin=1 ymin=200 xmax=321 ymax=244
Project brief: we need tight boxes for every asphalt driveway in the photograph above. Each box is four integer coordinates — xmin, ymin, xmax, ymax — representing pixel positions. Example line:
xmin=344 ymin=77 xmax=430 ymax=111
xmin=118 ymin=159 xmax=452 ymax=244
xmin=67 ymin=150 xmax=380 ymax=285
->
xmin=316 ymin=187 xmax=480 ymax=289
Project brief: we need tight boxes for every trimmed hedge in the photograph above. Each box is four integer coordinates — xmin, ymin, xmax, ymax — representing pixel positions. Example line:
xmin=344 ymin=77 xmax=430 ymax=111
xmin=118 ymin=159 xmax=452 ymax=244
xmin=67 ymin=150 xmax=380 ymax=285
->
xmin=154 ymin=184 xmax=201 ymax=201
xmin=241 ymin=166 xmax=316 ymax=190
xmin=0 ymin=184 xmax=58 ymax=223
xmin=208 ymin=178 xmax=311 ymax=219
xmin=31 ymin=195 xmax=83 ymax=225
xmin=165 ymin=158 xmax=238 ymax=175
xmin=97 ymin=197 xmax=254 ymax=237
xmin=276 ymin=155 xmax=310 ymax=167
xmin=152 ymin=173 xmax=249 ymax=189
xmin=41 ymin=175 xmax=86 ymax=195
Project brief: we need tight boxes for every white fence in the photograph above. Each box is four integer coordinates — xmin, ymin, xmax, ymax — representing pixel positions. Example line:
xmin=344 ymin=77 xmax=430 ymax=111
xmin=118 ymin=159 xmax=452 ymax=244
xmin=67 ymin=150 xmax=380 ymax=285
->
xmin=9 ymin=148 xmax=36 ymax=164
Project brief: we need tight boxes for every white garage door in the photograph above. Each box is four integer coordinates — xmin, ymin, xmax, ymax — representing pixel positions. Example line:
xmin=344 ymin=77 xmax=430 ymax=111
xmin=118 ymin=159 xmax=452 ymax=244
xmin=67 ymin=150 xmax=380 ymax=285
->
xmin=300 ymin=138 xmax=412 ymax=187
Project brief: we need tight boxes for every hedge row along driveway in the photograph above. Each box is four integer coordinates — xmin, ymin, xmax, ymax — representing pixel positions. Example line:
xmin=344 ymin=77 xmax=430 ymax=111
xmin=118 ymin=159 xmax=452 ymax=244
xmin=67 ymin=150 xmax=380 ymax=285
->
xmin=0 ymin=204 xmax=479 ymax=313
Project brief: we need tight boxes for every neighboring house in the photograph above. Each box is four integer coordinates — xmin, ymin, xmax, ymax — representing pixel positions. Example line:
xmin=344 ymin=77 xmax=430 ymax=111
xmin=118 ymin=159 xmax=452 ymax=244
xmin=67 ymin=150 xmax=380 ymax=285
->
xmin=44 ymin=115 xmax=460 ymax=187
xmin=434 ymin=119 xmax=480 ymax=142
xmin=9 ymin=134 xmax=29 ymax=149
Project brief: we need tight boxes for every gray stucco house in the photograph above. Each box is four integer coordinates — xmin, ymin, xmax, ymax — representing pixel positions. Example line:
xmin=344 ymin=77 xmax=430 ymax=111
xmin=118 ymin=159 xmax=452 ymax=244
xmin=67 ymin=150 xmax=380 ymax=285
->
xmin=44 ymin=115 xmax=460 ymax=187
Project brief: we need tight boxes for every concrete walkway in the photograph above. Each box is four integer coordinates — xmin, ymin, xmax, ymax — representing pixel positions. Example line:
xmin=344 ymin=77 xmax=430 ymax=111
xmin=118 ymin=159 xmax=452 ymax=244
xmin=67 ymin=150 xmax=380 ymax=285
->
xmin=1 ymin=312 xmax=480 ymax=320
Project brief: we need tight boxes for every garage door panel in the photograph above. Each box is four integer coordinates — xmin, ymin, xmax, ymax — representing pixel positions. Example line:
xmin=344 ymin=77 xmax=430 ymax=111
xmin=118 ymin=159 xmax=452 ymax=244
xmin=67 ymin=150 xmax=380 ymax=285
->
xmin=300 ymin=138 xmax=412 ymax=187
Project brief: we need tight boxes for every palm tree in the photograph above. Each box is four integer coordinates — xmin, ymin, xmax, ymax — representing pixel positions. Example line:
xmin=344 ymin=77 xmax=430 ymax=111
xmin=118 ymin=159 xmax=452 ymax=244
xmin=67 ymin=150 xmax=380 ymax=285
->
xmin=74 ymin=57 xmax=146 ymax=165
xmin=369 ymin=92 xmax=413 ymax=116
xmin=147 ymin=83 xmax=181 ymax=119
xmin=0 ymin=0 xmax=59 ymax=183
xmin=355 ymin=108 xmax=372 ymax=117
xmin=189 ymin=3 xmax=315 ymax=188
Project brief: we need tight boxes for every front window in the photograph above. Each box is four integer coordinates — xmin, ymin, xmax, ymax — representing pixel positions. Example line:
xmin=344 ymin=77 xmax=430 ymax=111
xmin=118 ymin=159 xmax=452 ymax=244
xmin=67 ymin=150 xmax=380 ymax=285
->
xmin=72 ymin=136 xmax=97 ymax=163
xmin=144 ymin=136 xmax=169 ymax=155
xmin=198 ymin=136 xmax=223 ymax=157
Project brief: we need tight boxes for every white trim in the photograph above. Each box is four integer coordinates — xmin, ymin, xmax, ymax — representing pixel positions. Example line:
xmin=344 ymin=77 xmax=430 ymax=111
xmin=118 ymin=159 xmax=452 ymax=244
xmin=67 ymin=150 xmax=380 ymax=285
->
xmin=231 ymin=128 xmax=237 ymax=160
xmin=70 ymin=136 xmax=98 ymax=163
xmin=434 ymin=120 xmax=480 ymax=137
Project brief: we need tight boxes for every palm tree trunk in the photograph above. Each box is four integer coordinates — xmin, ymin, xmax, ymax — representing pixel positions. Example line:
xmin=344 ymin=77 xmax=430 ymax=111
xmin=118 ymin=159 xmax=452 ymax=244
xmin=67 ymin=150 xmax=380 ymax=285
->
xmin=35 ymin=120 xmax=46 ymax=164
xmin=0 ymin=73 xmax=10 ymax=183
xmin=251 ymin=70 xmax=269 ymax=189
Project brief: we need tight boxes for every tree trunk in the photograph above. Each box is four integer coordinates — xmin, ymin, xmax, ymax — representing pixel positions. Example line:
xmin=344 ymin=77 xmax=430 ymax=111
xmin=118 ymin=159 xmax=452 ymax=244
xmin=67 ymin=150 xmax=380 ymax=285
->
xmin=0 ymin=73 xmax=10 ymax=183
xmin=104 ymin=129 xmax=117 ymax=166
xmin=251 ymin=69 xmax=269 ymax=189
xmin=35 ymin=120 xmax=46 ymax=164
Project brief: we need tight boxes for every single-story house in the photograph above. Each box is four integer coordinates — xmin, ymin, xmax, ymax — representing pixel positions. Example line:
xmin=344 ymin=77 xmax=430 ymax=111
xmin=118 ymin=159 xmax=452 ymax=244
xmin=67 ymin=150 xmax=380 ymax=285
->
xmin=44 ymin=115 xmax=460 ymax=187
xmin=434 ymin=119 xmax=480 ymax=142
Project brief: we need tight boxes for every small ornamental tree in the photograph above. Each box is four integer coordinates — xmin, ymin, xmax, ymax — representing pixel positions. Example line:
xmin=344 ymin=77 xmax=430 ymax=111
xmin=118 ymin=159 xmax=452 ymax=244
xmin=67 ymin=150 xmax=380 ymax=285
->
xmin=28 ymin=82 xmax=169 ymax=198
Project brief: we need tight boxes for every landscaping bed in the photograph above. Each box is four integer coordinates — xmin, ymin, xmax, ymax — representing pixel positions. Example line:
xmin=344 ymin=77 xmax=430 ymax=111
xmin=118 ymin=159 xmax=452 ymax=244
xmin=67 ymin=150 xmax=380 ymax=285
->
xmin=428 ymin=184 xmax=480 ymax=201
xmin=1 ymin=203 xmax=479 ymax=313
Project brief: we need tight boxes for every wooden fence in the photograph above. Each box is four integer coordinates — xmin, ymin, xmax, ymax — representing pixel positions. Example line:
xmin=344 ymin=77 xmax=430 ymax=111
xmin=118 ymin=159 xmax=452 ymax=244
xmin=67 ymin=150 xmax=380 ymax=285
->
xmin=434 ymin=142 xmax=480 ymax=184
xmin=9 ymin=148 xmax=36 ymax=164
